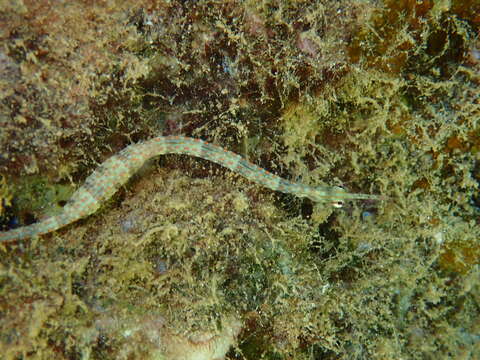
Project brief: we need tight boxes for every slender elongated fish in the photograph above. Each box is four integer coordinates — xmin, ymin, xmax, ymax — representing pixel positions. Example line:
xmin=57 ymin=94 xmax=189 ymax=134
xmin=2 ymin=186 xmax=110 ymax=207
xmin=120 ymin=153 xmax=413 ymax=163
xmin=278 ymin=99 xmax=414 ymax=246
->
xmin=0 ymin=136 xmax=380 ymax=242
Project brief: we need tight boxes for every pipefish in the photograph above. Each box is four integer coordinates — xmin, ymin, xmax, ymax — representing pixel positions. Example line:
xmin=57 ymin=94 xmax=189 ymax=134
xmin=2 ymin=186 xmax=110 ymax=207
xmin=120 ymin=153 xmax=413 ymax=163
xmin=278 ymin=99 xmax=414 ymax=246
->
xmin=0 ymin=136 xmax=380 ymax=243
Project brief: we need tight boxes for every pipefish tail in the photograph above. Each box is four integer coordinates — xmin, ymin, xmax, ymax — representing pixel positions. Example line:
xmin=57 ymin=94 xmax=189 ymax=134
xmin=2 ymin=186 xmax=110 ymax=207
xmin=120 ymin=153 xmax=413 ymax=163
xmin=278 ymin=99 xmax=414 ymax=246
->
xmin=0 ymin=136 xmax=382 ymax=242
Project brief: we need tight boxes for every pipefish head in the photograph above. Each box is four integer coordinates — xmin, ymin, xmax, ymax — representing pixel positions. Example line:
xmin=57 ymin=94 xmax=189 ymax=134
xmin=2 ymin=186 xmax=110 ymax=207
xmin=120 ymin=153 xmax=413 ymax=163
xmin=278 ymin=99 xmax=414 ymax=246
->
xmin=309 ymin=185 xmax=383 ymax=208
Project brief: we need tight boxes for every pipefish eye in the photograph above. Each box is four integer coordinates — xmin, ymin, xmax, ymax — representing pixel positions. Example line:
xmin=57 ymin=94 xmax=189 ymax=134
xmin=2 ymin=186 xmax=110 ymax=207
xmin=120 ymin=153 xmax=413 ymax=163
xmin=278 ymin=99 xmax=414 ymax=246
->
xmin=331 ymin=200 xmax=345 ymax=208
xmin=329 ymin=186 xmax=346 ymax=208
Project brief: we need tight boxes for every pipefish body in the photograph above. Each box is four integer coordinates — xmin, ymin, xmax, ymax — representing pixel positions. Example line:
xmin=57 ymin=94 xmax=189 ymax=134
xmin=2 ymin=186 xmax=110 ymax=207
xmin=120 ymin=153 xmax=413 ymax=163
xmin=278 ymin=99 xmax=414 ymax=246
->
xmin=0 ymin=136 xmax=380 ymax=243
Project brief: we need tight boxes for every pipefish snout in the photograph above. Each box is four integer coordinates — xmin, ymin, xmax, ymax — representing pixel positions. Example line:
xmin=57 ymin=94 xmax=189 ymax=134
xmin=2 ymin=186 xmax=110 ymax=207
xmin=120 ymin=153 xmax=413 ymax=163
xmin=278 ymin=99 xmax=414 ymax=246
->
xmin=0 ymin=136 xmax=382 ymax=243
xmin=305 ymin=185 xmax=382 ymax=208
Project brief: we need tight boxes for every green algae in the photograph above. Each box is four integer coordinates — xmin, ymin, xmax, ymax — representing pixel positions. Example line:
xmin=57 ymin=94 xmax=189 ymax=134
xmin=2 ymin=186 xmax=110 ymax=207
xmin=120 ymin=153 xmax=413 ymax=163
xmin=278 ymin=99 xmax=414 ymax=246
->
xmin=1 ymin=0 xmax=480 ymax=359
xmin=0 ymin=175 xmax=12 ymax=215
xmin=10 ymin=176 xmax=75 ymax=219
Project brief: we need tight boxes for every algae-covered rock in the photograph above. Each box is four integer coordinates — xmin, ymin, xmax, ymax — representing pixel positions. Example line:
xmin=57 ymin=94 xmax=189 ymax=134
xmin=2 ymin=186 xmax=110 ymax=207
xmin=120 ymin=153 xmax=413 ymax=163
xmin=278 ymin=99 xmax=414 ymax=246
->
xmin=1 ymin=0 xmax=479 ymax=359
